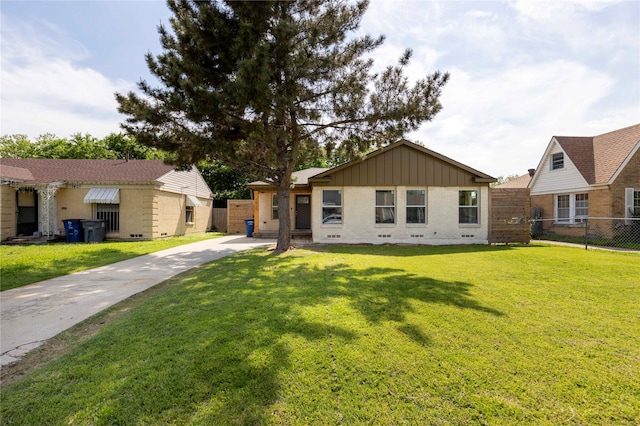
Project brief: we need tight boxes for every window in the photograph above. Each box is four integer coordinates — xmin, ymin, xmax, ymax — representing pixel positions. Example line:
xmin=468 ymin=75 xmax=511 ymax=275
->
xmin=375 ymin=190 xmax=395 ymax=224
xmin=551 ymin=153 xmax=564 ymax=170
xmin=555 ymin=193 xmax=588 ymax=224
xmin=185 ymin=205 xmax=194 ymax=223
xmin=96 ymin=204 xmax=119 ymax=233
xmin=634 ymin=190 xmax=640 ymax=214
xmin=271 ymin=194 xmax=278 ymax=220
xmin=575 ymin=193 xmax=588 ymax=221
xmin=322 ymin=190 xmax=342 ymax=224
xmin=406 ymin=189 xmax=426 ymax=224
xmin=556 ymin=194 xmax=570 ymax=223
xmin=459 ymin=190 xmax=478 ymax=224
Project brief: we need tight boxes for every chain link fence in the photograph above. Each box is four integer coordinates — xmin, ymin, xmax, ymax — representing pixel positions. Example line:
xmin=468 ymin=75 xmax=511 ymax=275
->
xmin=530 ymin=217 xmax=640 ymax=250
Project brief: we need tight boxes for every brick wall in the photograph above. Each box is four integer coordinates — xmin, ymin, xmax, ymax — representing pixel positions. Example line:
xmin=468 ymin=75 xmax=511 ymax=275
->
xmin=227 ymin=200 xmax=254 ymax=234
xmin=611 ymin=149 xmax=639 ymax=217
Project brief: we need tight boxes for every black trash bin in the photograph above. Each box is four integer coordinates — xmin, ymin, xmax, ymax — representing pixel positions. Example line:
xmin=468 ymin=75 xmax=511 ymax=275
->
xmin=81 ymin=219 xmax=107 ymax=243
xmin=244 ymin=219 xmax=255 ymax=237
xmin=63 ymin=219 xmax=84 ymax=243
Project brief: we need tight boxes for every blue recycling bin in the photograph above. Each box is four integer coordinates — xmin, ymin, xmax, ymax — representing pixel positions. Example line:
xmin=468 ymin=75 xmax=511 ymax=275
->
xmin=244 ymin=219 xmax=255 ymax=237
xmin=63 ymin=219 xmax=84 ymax=243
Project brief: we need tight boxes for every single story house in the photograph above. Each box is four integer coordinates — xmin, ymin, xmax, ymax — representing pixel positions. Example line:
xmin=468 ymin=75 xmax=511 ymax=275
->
xmin=528 ymin=123 xmax=640 ymax=238
xmin=0 ymin=158 xmax=214 ymax=241
xmin=249 ymin=139 xmax=496 ymax=245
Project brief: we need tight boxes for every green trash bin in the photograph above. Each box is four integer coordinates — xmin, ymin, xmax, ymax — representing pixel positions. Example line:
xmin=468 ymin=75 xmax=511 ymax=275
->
xmin=81 ymin=219 xmax=107 ymax=243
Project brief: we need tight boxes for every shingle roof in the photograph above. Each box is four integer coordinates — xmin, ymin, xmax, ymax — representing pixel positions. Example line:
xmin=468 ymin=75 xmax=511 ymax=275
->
xmin=0 ymin=164 xmax=35 ymax=182
xmin=248 ymin=167 xmax=330 ymax=188
xmin=495 ymin=174 xmax=531 ymax=188
xmin=0 ymin=159 xmax=176 ymax=185
xmin=554 ymin=123 xmax=640 ymax=185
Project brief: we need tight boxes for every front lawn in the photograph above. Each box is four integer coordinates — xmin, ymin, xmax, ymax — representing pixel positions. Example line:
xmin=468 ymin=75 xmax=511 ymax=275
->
xmin=1 ymin=244 xmax=638 ymax=424
xmin=0 ymin=232 xmax=224 ymax=291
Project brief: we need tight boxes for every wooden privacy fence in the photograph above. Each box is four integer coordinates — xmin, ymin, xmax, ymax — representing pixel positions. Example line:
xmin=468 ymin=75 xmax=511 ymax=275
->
xmin=490 ymin=188 xmax=531 ymax=244
xmin=212 ymin=208 xmax=227 ymax=233
xmin=227 ymin=200 xmax=254 ymax=234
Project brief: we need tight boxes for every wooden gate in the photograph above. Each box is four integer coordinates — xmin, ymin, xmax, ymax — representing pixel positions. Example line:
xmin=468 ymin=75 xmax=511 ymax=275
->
xmin=490 ymin=188 xmax=531 ymax=244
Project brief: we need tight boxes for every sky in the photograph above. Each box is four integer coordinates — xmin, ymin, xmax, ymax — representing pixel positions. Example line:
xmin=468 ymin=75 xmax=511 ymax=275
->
xmin=1 ymin=0 xmax=639 ymax=178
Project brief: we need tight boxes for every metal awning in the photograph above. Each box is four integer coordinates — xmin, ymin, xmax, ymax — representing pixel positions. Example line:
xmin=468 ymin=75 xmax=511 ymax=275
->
xmin=186 ymin=195 xmax=202 ymax=207
xmin=83 ymin=188 xmax=120 ymax=204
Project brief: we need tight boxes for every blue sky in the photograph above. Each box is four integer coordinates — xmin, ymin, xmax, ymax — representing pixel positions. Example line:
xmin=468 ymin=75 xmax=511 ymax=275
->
xmin=1 ymin=0 xmax=638 ymax=177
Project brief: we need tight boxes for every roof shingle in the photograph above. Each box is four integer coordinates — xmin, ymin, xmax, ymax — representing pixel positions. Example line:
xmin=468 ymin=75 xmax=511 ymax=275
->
xmin=0 ymin=159 xmax=175 ymax=184
xmin=554 ymin=123 xmax=640 ymax=184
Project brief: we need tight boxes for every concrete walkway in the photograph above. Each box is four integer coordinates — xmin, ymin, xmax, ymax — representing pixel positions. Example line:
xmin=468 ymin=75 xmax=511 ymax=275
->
xmin=0 ymin=235 xmax=275 ymax=366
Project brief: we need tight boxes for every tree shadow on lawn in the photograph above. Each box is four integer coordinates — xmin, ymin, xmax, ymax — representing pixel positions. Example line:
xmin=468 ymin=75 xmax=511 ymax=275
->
xmin=327 ymin=264 xmax=505 ymax=325
xmin=1 ymin=247 xmax=503 ymax=424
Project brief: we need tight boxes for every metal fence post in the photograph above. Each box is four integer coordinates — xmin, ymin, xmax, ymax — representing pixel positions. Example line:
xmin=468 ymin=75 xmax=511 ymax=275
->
xmin=584 ymin=218 xmax=589 ymax=250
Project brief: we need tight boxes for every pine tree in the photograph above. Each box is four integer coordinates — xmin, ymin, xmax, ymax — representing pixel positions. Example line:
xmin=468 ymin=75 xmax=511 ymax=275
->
xmin=116 ymin=0 xmax=449 ymax=251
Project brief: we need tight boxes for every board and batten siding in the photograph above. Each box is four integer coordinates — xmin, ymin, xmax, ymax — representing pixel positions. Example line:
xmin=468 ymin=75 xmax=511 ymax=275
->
xmin=530 ymin=140 xmax=591 ymax=196
xmin=314 ymin=145 xmax=478 ymax=187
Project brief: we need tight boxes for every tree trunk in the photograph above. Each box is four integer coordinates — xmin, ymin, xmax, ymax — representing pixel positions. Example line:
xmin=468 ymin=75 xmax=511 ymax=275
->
xmin=275 ymin=182 xmax=292 ymax=252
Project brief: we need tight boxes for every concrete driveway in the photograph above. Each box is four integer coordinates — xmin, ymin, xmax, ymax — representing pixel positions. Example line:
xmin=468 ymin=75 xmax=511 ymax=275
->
xmin=0 ymin=235 xmax=275 ymax=366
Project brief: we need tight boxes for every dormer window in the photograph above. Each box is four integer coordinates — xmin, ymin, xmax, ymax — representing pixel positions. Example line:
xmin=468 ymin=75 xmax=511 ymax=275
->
xmin=551 ymin=153 xmax=564 ymax=170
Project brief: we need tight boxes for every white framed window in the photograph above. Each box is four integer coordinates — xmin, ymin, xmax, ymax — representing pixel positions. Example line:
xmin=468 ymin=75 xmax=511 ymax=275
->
xmin=625 ymin=188 xmax=640 ymax=224
xmin=459 ymin=190 xmax=478 ymax=224
xmin=406 ymin=189 xmax=426 ymax=224
xmin=271 ymin=194 xmax=278 ymax=220
xmin=556 ymin=194 xmax=570 ymax=223
xmin=322 ymin=190 xmax=342 ymax=224
xmin=551 ymin=152 xmax=564 ymax=170
xmin=575 ymin=193 xmax=588 ymax=222
xmin=375 ymin=190 xmax=395 ymax=224
xmin=185 ymin=205 xmax=194 ymax=223
xmin=555 ymin=193 xmax=588 ymax=224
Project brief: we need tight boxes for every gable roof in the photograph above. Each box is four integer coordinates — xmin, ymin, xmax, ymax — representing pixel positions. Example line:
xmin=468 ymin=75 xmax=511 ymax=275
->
xmin=310 ymin=139 xmax=495 ymax=185
xmin=0 ymin=159 xmax=177 ymax=185
xmin=248 ymin=167 xmax=330 ymax=189
xmin=552 ymin=123 xmax=640 ymax=185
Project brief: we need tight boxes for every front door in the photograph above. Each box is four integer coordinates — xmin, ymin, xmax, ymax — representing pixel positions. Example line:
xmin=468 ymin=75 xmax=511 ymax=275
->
xmin=16 ymin=190 xmax=38 ymax=236
xmin=295 ymin=195 xmax=311 ymax=229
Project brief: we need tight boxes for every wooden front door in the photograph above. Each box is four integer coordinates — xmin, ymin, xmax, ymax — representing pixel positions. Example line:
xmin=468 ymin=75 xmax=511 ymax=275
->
xmin=295 ymin=195 xmax=311 ymax=229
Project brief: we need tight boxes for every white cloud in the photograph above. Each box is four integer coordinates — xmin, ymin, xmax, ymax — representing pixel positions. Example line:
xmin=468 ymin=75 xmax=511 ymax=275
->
xmin=511 ymin=0 xmax=619 ymax=21
xmin=0 ymin=18 xmax=133 ymax=138
xmin=410 ymin=60 xmax=637 ymax=177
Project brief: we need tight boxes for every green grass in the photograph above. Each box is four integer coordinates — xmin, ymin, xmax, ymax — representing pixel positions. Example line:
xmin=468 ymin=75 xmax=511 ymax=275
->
xmin=1 ymin=243 xmax=639 ymax=424
xmin=0 ymin=233 xmax=224 ymax=291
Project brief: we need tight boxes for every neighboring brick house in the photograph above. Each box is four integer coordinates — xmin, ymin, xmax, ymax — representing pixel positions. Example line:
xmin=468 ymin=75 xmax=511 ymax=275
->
xmin=249 ymin=139 xmax=497 ymax=245
xmin=528 ymin=123 xmax=640 ymax=238
xmin=0 ymin=159 xmax=214 ymax=241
